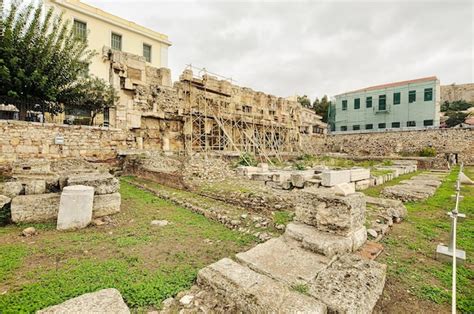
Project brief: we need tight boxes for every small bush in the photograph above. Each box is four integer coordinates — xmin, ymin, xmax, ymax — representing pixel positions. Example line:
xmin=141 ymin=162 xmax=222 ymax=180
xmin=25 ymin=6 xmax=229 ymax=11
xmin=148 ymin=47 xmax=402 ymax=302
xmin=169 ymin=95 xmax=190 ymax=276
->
xmin=295 ymin=162 xmax=306 ymax=170
xmin=236 ymin=153 xmax=258 ymax=166
xmin=419 ymin=147 xmax=437 ymax=157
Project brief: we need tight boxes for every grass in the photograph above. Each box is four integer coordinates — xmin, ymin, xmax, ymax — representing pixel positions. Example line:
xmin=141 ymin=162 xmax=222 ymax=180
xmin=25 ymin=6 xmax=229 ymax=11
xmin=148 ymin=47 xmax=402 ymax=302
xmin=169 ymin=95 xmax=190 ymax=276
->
xmin=0 ymin=180 xmax=257 ymax=312
xmin=291 ymin=283 xmax=309 ymax=295
xmin=273 ymin=211 xmax=294 ymax=225
xmin=363 ymin=170 xmax=422 ymax=197
xmin=378 ymin=167 xmax=474 ymax=313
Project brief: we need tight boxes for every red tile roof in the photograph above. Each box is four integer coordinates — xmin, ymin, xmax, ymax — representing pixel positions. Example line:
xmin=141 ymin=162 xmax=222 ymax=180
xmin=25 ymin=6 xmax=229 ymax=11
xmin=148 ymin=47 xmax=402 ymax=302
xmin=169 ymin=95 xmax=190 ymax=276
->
xmin=338 ymin=76 xmax=438 ymax=96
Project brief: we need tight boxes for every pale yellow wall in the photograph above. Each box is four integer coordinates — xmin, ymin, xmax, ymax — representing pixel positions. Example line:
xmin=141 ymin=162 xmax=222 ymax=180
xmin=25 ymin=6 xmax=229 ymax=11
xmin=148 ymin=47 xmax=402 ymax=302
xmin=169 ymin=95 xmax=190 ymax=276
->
xmin=44 ymin=0 xmax=171 ymax=81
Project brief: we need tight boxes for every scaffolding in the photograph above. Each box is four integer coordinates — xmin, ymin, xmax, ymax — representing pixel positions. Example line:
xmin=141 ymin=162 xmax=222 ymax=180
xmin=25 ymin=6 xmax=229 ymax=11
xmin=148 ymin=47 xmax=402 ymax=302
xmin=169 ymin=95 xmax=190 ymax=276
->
xmin=181 ymin=65 xmax=301 ymax=162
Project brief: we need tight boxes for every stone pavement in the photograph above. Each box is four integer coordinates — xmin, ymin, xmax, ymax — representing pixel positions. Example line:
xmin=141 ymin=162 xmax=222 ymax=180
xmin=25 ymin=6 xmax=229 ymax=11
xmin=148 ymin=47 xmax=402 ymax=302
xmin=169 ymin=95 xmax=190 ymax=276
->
xmin=381 ymin=172 xmax=447 ymax=202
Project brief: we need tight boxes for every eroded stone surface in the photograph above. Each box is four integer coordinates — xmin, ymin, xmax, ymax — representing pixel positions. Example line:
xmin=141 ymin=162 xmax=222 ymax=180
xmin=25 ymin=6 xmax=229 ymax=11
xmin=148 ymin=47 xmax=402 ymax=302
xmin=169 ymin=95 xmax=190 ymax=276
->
xmin=11 ymin=193 xmax=60 ymax=223
xmin=93 ymin=193 xmax=121 ymax=218
xmin=321 ymin=170 xmax=351 ymax=187
xmin=67 ymin=173 xmax=119 ymax=195
xmin=197 ymin=258 xmax=327 ymax=313
xmin=57 ymin=185 xmax=94 ymax=230
xmin=38 ymin=288 xmax=129 ymax=314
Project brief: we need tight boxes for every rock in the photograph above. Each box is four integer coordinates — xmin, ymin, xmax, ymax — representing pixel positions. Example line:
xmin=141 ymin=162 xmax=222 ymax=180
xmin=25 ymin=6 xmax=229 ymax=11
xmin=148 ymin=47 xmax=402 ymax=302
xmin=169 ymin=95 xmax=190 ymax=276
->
xmin=24 ymin=179 xmax=46 ymax=195
xmin=92 ymin=218 xmax=108 ymax=226
xmin=258 ymin=232 xmax=271 ymax=241
xmin=367 ymin=229 xmax=378 ymax=238
xmin=93 ymin=193 xmax=121 ymax=218
xmin=333 ymin=182 xmax=356 ymax=196
xmin=355 ymin=179 xmax=372 ymax=191
xmin=11 ymin=193 xmax=61 ymax=223
xmin=162 ymin=297 xmax=174 ymax=308
xmin=257 ymin=163 xmax=269 ymax=172
xmin=240 ymin=214 xmax=248 ymax=219
xmin=57 ymin=185 xmax=94 ymax=231
xmin=22 ymin=227 xmax=37 ymax=237
xmin=179 ymin=295 xmax=194 ymax=306
xmin=275 ymin=224 xmax=286 ymax=230
xmin=151 ymin=220 xmax=169 ymax=227
xmin=230 ymin=219 xmax=241 ymax=226
xmin=67 ymin=172 xmax=119 ymax=195
xmin=0 ymin=195 xmax=11 ymax=209
xmin=2 ymin=181 xmax=24 ymax=198
xmin=321 ymin=170 xmax=351 ymax=187
xmin=38 ymin=288 xmax=129 ymax=313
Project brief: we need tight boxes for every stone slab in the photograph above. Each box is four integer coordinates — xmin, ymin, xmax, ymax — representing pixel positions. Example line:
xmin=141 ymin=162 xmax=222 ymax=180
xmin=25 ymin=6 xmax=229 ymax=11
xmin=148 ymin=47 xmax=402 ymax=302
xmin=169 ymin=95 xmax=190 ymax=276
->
xmin=365 ymin=196 xmax=407 ymax=218
xmin=67 ymin=172 xmax=119 ymax=195
xmin=197 ymin=258 xmax=326 ymax=313
xmin=236 ymin=237 xmax=330 ymax=285
xmin=24 ymin=179 xmax=46 ymax=195
xmin=93 ymin=193 xmax=121 ymax=218
xmin=382 ymin=185 xmax=435 ymax=202
xmin=355 ymin=179 xmax=372 ymax=190
xmin=350 ymin=168 xmax=371 ymax=182
xmin=2 ymin=181 xmax=23 ymax=198
xmin=251 ymin=173 xmax=272 ymax=181
xmin=333 ymin=182 xmax=355 ymax=196
xmin=11 ymin=193 xmax=61 ymax=223
xmin=0 ymin=195 xmax=11 ymax=209
xmin=308 ymin=254 xmax=387 ymax=314
xmin=38 ymin=288 xmax=129 ymax=314
xmin=321 ymin=170 xmax=351 ymax=187
xmin=400 ymin=179 xmax=441 ymax=188
xmin=57 ymin=185 xmax=94 ymax=230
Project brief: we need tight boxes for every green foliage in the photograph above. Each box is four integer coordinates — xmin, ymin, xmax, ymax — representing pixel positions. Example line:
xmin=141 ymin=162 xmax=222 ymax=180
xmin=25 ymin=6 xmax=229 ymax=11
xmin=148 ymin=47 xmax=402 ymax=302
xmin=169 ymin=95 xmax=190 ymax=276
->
xmin=236 ymin=152 xmax=258 ymax=166
xmin=273 ymin=211 xmax=294 ymax=225
xmin=0 ymin=1 xmax=93 ymax=112
xmin=441 ymin=100 xmax=473 ymax=112
xmin=445 ymin=111 xmax=470 ymax=128
xmin=313 ymin=95 xmax=331 ymax=123
xmin=418 ymin=147 xmax=437 ymax=157
xmin=297 ymin=95 xmax=311 ymax=108
xmin=291 ymin=283 xmax=309 ymax=295
xmin=61 ymin=76 xmax=118 ymax=125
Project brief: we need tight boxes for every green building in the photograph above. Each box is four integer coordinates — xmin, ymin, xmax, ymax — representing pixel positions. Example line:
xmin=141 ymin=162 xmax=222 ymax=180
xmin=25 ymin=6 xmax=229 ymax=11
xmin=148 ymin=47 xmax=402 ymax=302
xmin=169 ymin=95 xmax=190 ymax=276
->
xmin=331 ymin=76 xmax=440 ymax=133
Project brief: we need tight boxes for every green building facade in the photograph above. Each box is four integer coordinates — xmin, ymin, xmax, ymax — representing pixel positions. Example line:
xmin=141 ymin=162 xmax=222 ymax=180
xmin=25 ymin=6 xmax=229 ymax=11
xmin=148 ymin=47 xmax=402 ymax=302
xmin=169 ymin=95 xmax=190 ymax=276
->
xmin=331 ymin=77 xmax=440 ymax=133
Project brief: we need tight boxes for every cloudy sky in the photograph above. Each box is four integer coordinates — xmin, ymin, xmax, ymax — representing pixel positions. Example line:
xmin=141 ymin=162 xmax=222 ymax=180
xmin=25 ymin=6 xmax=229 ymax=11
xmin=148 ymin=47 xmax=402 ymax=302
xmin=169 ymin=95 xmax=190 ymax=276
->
xmin=84 ymin=0 xmax=473 ymax=100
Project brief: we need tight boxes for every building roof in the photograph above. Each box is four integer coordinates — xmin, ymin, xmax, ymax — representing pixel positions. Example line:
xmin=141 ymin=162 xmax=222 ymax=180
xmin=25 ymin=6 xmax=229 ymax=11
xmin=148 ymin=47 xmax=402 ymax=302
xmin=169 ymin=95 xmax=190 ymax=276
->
xmin=336 ymin=76 xmax=438 ymax=97
xmin=49 ymin=0 xmax=171 ymax=46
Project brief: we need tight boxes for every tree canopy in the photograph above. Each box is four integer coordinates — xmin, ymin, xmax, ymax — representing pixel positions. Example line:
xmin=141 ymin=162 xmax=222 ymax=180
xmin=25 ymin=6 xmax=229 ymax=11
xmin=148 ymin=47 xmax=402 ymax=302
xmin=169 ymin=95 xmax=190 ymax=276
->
xmin=313 ymin=95 xmax=331 ymax=123
xmin=297 ymin=95 xmax=312 ymax=108
xmin=0 ymin=0 xmax=94 ymax=113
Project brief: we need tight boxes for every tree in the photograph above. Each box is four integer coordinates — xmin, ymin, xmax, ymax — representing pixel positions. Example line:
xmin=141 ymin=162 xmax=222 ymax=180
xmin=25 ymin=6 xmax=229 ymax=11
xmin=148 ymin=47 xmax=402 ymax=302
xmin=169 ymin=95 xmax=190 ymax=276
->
xmin=445 ymin=111 xmax=470 ymax=128
xmin=0 ymin=1 xmax=94 ymax=113
xmin=60 ymin=76 xmax=118 ymax=125
xmin=314 ymin=95 xmax=331 ymax=123
xmin=441 ymin=100 xmax=473 ymax=112
xmin=297 ymin=95 xmax=311 ymax=108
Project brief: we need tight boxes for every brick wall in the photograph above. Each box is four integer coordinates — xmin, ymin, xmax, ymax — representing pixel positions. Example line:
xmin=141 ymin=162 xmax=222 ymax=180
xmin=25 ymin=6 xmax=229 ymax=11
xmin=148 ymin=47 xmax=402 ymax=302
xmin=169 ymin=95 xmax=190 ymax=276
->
xmin=0 ymin=120 xmax=136 ymax=163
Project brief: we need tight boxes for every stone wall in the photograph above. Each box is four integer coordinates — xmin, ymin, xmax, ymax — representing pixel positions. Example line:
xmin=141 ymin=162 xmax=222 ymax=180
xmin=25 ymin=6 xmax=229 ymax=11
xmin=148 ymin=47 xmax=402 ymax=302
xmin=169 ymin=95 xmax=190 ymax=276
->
xmin=441 ymin=83 xmax=474 ymax=103
xmin=0 ymin=120 xmax=136 ymax=163
xmin=319 ymin=128 xmax=474 ymax=165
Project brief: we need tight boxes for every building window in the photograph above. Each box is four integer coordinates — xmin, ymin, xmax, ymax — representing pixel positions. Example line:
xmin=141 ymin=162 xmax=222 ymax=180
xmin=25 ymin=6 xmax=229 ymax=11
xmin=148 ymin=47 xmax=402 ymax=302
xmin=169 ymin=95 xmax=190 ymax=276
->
xmin=407 ymin=121 xmax=416 ymax=127
xmin=354 ymin=98 xmax=360 ymax=110
xmin=111 ymin=33 xmax=122 ymax=51
xmin=143 ymin=44 xmax=152 ymax=62
xmin=378 ymin=95 xmax=386 ymax=111
xmin=242 ymin=105 xmax=252 ymax=113
xmin=340 ymin=126 xmax=347 ymax=131
xmin=391 ymin=122 xmax=400 ymax=128
xmin=424 ymin=88 xmax=433 ymax=101
xmin=353 ymin=125 xmax=360 ymax=131
xmin=365 ymin=124 xmax=373 ymax=130
xmin=73 ymin=19 xmax=87 ymax=41
xmin=409 ymin=90 xmax=416 ymax=103
xmin=378 ymin=123 xmax=386 ymax=129
xmin=342 ymin=100 xmax=347 ymax=111
xmin=424 ymin=119 xmax=434 ymax=126
xmin=366 ymin=97 xmax=372 ymax=108
xmin=393 ymin=92 xmax=401 ymax=105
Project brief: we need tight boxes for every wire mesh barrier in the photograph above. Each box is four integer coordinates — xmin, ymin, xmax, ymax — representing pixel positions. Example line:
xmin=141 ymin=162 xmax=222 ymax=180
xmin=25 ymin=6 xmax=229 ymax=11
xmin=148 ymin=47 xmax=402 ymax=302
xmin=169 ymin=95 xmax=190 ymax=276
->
xmin=435 ymin=163 xmax=468 ymax=313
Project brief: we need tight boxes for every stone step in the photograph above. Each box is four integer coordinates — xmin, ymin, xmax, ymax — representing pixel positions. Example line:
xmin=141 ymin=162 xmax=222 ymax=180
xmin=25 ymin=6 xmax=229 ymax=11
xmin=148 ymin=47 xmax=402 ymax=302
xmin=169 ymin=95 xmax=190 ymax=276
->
xmin=197 ymin=258 xmax=327 ymax=313
xmin=236 ymin=237 xmax=330 ymax=285
xmin=284 ymin=222 xmax=366 ymax=258
xmin=308 ymin=254 xmax=387 ymax=313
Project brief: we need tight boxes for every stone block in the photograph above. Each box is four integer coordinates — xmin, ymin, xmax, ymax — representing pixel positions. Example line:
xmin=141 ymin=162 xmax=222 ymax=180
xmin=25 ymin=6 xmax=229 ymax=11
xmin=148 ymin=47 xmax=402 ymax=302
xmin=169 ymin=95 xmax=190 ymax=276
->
xmin=93 ymin=193 xmax=121 ymax=218
xmin=350 ymin=168 xmax=370 ymax=182
xmin=351 ymin=226 xmax=367 ymax=251
xmin=2 ymin=181 xmax=24 ymax=198
xmin=236 ymin=237 xmax=330 ymax=285
xmin=197 ymin=258 xmax=326 ymax=313
xmin=333 ymin=182 xmax=355 ymax=196
xmin=57 ymin=185 xmax=94 ymax=230
xmin=308 ymin=255 xmax=386 ymax=314
xmin=38 ymin=288 xmax=129 ymax=314
xmin=305 ymin=179 xmax=321 ymax=188
xmin=11 ymin=193 xmax=60 ymax=223
xmin=67 ymin=173 xmax=119 ymax=195
xmin=12 ymin=159 xmax=51 ymax=175
xmin=271 ymin=172 xmax=291 ymax=183
xmin=257 ymin=163 xmax=269 ymax=172
xmin=24 ymin=179 xmax=46 ymax=195
xmin=365 ymin=196 xmax=407 ymax=218
xmin=290 ymin=173 xmax=306 ymax=188
xmin=321 ymin=170 xmax=351 ymax=187
xmin=251 ymin=173 xmax=272 ymax=181
xmin=355 ymin=179 xmax=372 ymax=190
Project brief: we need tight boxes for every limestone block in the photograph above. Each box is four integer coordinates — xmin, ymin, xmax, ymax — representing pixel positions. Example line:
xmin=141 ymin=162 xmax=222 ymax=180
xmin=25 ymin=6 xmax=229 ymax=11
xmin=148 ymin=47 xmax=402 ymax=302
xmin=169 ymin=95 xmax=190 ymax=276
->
xmin=12 ymin=159 xmax=51 ymax=175
xmin=38 ymin=288 xmax=129 ymax=314
xmin=2 ymin=181 xmax=24 ymax=198
xmin=333 ymin=182 xmax=355 ymax=196
xmin=271 ymin=172 xmax=291 ymax=183
xmin=24 ymin=179 xmax=46 ymax=195
xmin=350 ymin=168 xmax=370 ymax=182
xmin=365 ymin=196 xmax=407 ymax=218
xmin=308 ymin=255 xmax=386 ymax=314
xmin=57 ymin=185 xmax=94 ymax=230
xmin=305 ymin=179 xmax=321 ymax=188
xmin=93 ymin=193 xmax=121 ymax=218
xmin=67 ymin=173 xmax=119 ymax=195
xmin=351 ymin=226 xmax=367 ymax=251
xmin=11 ymin=193 xmax=60 ymax=223
xmin=355 ymin=179 xmax=372 ymax=191
xmin=291 ymin=173 xmax=306 ymax=188
xmin=236 ymin=237 xmax=330 ymax=285
xmin=251 ymin=173 xmax=272 ymax=181
xmin=257 ymin=163 xmax=269 ymax=172
xmin=321 ymin=170 xmax=351 ymax=187
xmin=0 ymin=195 xmax=11 ymax=214
xmin=197 ymin=258 xmax=326 ymax=313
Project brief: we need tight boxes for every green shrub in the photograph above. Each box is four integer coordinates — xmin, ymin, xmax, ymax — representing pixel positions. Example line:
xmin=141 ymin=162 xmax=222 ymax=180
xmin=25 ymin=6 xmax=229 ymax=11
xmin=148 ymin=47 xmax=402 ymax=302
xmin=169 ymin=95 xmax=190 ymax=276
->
xmin=295 ymin=162 xmax=306 ymax=170
xmin=419 ymin=147 xmax=437 ymax=157
xmin=236 ymin=153 xmax=257 ymax=166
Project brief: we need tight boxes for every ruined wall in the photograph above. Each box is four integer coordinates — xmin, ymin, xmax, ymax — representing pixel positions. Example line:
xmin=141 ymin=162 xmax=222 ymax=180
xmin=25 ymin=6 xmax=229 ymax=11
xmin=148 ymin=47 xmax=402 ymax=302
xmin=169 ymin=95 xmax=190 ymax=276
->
xmin=319 ymin=128 xmax=474 ymax=164
xmin=0 ymin=120 xmax=136 ymax=163
xmin=441 ymin=83 xmax=474 ymax=103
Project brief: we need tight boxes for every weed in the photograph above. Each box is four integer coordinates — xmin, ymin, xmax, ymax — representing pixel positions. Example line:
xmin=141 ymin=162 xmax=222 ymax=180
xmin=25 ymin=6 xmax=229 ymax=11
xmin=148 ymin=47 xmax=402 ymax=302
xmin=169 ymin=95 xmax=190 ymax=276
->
xmin=273 ymin=211 xmax=294 ymax=225
xmin=291 ymin=283 xmax=309 ymax=295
